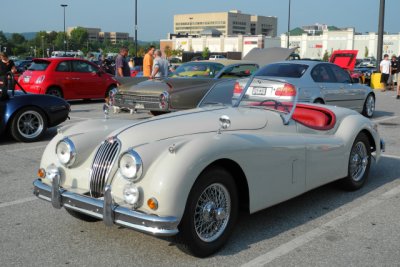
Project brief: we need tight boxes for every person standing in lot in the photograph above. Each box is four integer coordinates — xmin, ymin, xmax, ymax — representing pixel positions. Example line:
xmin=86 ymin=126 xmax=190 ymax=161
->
xmin=390 ymin=55 xmax=398 ymax=90
xmin=150 ymin=50 xmax=169 ymax=79
xmin=115 ymin=47 xmax=130 ymax=77
xmin=380 ymin=54 xmax=391 ymax=92
xmin=0 ymin=52 xmax=17 ymax=99
xmin=143 ymin=45 xmax=155 ymax=77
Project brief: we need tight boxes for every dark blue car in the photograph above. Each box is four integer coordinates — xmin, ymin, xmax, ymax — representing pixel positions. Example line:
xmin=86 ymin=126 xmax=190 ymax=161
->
xmin=0 ymin=89 xmax=70 ymax=142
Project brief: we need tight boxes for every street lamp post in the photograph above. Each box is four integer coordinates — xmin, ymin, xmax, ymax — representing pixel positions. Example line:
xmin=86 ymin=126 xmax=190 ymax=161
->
xmin=377 ymin=0 xmax=385 ymax=68
xmin=41 ymin=36 xmax=45 ymax=58
xmin=61 ymin=4 xmax=68 ymax=52
xmin=287 ymin=0 xmax=291 ymax=48
xmin=135 ymin=0 xmax=138 ymax=57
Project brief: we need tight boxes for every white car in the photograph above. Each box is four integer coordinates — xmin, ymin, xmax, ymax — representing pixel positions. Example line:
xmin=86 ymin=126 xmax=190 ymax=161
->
xmin=33 ymin=77 xmax=384 ymax=257
xmin=209 ymin=55 xmax=226 ymax=60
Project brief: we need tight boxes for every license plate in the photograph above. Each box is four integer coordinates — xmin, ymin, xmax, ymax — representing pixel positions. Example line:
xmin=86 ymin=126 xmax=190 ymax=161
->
xmin=252 ymin=87 xmax=267 ymax=95
xmin=24 ymin=76 xmax=30 ymax=83
xmin=134 ymin=103 xmax=144 ymax=109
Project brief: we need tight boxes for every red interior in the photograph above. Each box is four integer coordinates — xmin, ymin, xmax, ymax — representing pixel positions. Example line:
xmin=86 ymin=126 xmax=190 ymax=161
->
xmin=292 ymin=104 xmax=336 ymax=130
xmin=251 ymin=102 xmax=336 ymax=130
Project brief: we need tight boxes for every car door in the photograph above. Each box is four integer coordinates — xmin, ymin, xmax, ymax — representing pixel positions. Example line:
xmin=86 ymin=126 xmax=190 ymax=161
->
xmin=71 ymin=60 xmax=104 ymax=97
xmin=53 ymin=60 xmax=76 ymax=98
xmin=310 ymin=63 xmax=345 ymax=105
xmin=328 ymin=64 xmax=366 ymax=110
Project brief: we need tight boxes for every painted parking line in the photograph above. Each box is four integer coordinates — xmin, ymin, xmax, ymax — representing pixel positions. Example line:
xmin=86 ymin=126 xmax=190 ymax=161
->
xmin=3 ymin=145 xmax=46 ymax=153
xmin=242 ymin=183 xmax=400 ymax=267
xmin=0 ymin=196 xmax=37 ymax=209
xmin=372 ymin=116 xmax=398 ymax=123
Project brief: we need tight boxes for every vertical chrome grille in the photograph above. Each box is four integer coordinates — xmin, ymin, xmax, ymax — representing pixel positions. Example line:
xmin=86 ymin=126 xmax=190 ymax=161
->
xmin=89 ymin=138 xmax=120 ymax=198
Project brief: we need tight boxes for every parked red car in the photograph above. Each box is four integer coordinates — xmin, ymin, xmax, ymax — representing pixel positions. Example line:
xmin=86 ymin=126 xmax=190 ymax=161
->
xmin=18 ymin=58 xmax=118 ymax=100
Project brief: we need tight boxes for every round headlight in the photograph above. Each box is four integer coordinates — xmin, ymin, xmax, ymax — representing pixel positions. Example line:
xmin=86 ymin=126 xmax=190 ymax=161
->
xmin=56 ymin=138 xmax=76 ymax=167
xmin=119 ymin=150 xmax=143 ymax=181
xmin=123 ymin=183 xmax=140 ymax=206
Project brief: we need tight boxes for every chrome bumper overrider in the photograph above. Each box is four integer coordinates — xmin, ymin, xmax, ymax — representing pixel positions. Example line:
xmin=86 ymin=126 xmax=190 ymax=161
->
xmin=33 ymin=178 xmax=179 ymax=236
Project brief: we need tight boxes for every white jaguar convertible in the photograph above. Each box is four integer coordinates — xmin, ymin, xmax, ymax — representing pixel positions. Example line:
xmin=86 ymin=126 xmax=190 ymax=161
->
xmin=33 ymin=77 xmax=384 ymax=257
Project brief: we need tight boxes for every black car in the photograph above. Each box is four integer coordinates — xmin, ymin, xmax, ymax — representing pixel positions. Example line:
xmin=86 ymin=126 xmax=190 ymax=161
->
xmin=0 ymin=83 xmax=70 ymax=142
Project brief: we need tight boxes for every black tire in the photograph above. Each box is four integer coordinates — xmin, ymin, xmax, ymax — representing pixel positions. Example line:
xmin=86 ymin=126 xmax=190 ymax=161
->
xmin=339 ymin=132 xmax=371 ymax=191
xmin=105 ymin=85 xmax=116 ymax=99
xmin=10 ymin=107 xmax=48 ymax=142
xmin=150 ymin=111 xmax=167 ymax=116
xmin=176 ymin=167 xmax=238 ymax=257
xmin=46 ymin=87 xmax=63 ymax=98
xmin=362 ymin=94 xmax=375 ymax=118
xmin=313 ymin=98 xmax=324 ymax=104
xmin=65 ymin=208 xmax=101 ymax=222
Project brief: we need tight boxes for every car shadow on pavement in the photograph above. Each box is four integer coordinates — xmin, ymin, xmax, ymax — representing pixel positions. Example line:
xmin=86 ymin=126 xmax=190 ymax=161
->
xmin=372 ymin=110 xmax=395 ymax=119
xmin=213 ymin=156 xmax=399 ymax=257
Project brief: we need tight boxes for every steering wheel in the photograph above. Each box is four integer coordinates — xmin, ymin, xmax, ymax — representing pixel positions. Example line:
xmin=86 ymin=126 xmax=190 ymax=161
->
xmin=258 ymin=99 xmax=289 ymax=113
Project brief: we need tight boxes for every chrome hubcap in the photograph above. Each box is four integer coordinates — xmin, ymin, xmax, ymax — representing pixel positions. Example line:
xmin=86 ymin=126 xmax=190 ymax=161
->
xmin=17 ymin=110 xmax=44 ymax=139
xmin=194 ymin=183 xmax=230 ymax=242
xmin=350 ymin=141 xmax=368 ymax=182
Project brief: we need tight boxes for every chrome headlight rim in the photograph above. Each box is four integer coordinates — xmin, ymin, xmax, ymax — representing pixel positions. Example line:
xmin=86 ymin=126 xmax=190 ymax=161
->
xmin=55 ymin=137 xmax=76 ymax=168
xmin=118 ymin=149 xmax=143 ymax=182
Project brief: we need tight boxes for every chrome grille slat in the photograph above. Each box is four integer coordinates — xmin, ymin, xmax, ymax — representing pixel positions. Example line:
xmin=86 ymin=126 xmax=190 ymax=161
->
xmin=89 ymin=139 xmax=120 ymax=198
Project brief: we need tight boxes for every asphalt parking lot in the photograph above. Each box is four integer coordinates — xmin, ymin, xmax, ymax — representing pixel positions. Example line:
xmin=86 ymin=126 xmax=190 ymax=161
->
xmin=1 ymin=90 xmax=399 ymax=266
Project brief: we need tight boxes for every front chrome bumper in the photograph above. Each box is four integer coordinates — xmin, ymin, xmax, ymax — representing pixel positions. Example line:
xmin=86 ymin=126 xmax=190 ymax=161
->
xmin=33 ymin=178 xmax=179 ymax=236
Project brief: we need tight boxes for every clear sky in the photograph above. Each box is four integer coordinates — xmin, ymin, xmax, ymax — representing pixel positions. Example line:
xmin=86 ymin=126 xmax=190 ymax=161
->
xmin=1 ymin=0 xmax=399 ymax=41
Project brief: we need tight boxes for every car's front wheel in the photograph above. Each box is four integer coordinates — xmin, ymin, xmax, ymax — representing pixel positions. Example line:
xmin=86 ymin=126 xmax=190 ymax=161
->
xmin=10 ymin=107 xmax=47 ymax=142
xmin=177 ymin=167 xmax=238 ymax=257
xmin=339 ymin=132 xmax=371 ymax=190
xmin=362 ymin=94 xmax=375 ymax=118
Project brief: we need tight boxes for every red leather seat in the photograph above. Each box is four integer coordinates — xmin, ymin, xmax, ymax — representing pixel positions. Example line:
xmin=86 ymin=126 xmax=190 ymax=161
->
xmin=292 ymin=104 xmax=336 ymax=130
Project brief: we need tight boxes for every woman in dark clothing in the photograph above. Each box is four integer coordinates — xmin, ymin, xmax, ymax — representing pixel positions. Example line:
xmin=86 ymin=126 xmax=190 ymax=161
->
xmin=0 ymin=52 xmax=17 ymax=100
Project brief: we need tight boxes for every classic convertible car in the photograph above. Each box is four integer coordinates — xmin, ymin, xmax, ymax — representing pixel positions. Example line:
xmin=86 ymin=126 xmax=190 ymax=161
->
xmin=0 ymin=84 xmax=70 ymax=142
xmin=33 ymin=77 xmax=383 ymax=257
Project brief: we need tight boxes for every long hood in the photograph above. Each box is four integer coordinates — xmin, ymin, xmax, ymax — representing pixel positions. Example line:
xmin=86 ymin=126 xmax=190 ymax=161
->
xmin=118 ymin=78 xmax=215 ymax=95
xmin=115 ymin=107 xmax=268 ymax=143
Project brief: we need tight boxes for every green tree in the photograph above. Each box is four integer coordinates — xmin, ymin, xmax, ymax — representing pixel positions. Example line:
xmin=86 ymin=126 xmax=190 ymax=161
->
xmin=202 ymin=47 xmax=210 ymax=59
xmin=10 ymin=33 xmax=25 ymax=45
xmin=364 ymin=46 xmax=369 ymax=58
xmin=164 ymin=45 xmax=172 ymax=58
xmin=69 ymin=27 xmax=89 ymax=51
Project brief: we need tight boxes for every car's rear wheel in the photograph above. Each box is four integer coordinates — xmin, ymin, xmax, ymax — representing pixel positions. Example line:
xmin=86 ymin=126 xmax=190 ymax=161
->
xmin=46 ymin=87 xmax=63 ymax=98
xmin=339 ymin=132 xmax=371 ymax=191
xmin=65 ymin=208 xmax=101 ymax=222
xmin=10 ymin=107 xmax=47 ymax=142
xmin=176 ymin=167 xmax=238 ymax=257
xmin=362 ymin=94 xmax=375 ymax=118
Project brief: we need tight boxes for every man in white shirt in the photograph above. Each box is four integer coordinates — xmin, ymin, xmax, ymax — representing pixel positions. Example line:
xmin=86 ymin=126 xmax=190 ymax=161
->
xmin=380 ymin=54 xmax=391 ymax=92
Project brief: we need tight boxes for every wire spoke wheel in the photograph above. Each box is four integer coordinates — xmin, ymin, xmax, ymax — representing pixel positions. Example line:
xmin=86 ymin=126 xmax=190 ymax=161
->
xmin=194 ymin=183 xmax=231 ymax=242
xmin=349 ymin=141 xmax=368 ymax=182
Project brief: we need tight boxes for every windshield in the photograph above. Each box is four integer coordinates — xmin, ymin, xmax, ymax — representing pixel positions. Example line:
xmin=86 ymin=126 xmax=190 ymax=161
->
xmin=255 ymin=63 xmax=308 ymax=78
xmin=28 ymin=61 xmax=50 ymax=71
xmin=170 ymin=62 xmax=224 ymax=78
xmin=199 ymin=76 xmax=297 ymax=117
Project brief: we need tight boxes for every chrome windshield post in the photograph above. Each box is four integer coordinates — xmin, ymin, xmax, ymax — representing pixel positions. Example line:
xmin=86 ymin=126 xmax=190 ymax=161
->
xmin=281 ymin=87 xmax=300 ymax=125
